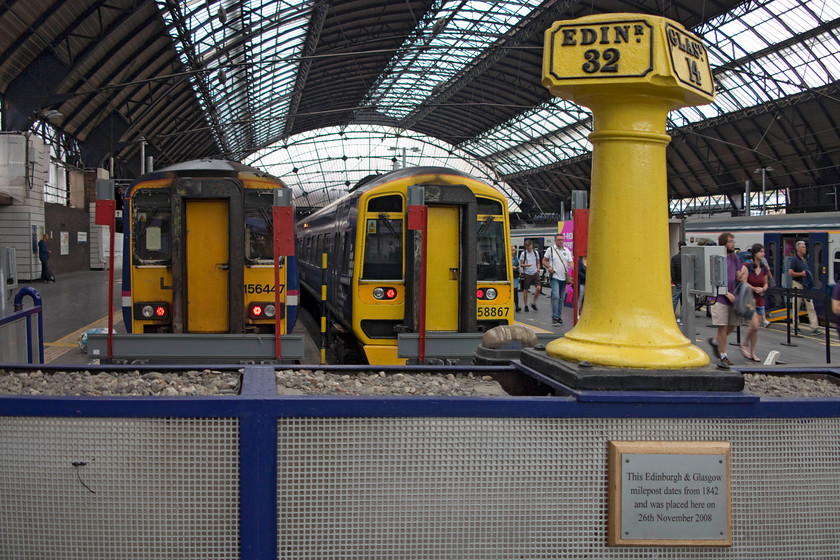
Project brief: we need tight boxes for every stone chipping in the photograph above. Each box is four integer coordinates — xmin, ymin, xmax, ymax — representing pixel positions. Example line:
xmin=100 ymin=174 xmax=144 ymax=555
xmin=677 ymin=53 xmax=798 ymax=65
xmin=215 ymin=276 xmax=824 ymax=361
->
xmin=0 ymin=367 xmax=838 ymax=398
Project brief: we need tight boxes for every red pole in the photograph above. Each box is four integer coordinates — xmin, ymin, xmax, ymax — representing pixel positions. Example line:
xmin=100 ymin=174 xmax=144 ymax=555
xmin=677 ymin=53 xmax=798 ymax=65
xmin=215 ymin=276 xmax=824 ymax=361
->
xmin=95 ymin=198 xmax=116 ymax=359
xmin=418 ymin=207 xmax=427 ymax=363
xmin=407 ymin=203 xmax=428 ymax=363
xmin=572 ymin=209 xmax=589 ymax=326
xmin=107 ymin=210 xmax=115 ymax=359
xmin=272 ymin=202 xmax=294 ymax=361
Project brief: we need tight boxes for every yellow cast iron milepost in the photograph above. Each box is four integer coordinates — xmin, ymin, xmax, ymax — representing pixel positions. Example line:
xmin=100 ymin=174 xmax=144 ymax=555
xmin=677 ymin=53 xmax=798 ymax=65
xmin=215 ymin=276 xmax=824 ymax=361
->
xmin=542 ymin=14 xmax=714 ymax=368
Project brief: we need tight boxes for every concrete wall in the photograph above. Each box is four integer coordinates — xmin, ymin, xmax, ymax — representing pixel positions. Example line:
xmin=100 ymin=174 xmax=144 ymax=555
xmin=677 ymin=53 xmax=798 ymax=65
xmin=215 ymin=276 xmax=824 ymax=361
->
xmin=0 ymin=134 xmax=49 ymax=281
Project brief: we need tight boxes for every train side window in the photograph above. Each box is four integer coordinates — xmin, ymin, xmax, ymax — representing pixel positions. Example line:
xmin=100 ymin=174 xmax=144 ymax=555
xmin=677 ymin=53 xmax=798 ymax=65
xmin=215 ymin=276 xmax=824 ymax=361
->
xmin=244 ymin=192 xmax=274 ymax=264
xmin=132 ymin=189 xmax=171 ymax=264
xmin=476 ymin=217 xmax=507 ymax=281
xmin=834 ymin=250 xmax=840 ymax=283
xmin=362 ymin=217 xmax=403 ymax=279
xmin=367 ymin=195 xmax=402 ymax=213
xmin=766 ymin=241 xmax=777 ymax=274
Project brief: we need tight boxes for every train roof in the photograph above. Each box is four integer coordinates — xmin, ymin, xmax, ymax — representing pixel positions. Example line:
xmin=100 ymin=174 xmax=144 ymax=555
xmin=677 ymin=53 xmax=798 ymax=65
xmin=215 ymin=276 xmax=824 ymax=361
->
xmin=684 ymin=211 xmax=840 ymax=232
xmin=130 ymin=159 xmax=284 ymax=186
xmin=348 ymin=166 xmax=480 ymax=194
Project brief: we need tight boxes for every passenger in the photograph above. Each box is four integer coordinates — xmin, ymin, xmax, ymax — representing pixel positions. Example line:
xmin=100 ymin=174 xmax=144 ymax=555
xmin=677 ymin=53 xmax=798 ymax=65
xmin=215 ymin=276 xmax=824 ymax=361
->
xmin=670 ymin=241 xmax=686 ymax=324
xmin=740 ymin=244 xmax=769 ymax=362
xmin=708 ymin=232 xmax=747 ymax=368
xmin=542 ymin=234 xmax=572 ymax=326
xmin=832 ymin=281 xmax=840 ymax=339
xmin=760 ymin=252 xmax=775 ymax=327
xmin=38 ymin=232 xmax=53 ymax=283
xmin=788 ymin=240 xmax=822 ymax=335
xmin=519 ymin=239 xmax=541 ymax=312
xmin=511 ymin=245 xmax=521 ymax=313
xmin=577 ymin=255 xmax=587 ymax=317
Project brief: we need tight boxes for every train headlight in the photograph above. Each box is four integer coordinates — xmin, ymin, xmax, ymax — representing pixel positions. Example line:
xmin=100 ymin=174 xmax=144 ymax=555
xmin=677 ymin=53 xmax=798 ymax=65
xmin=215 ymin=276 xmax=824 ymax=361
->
xmin=476 ymin=288 xmax=497 ymax=300
xmin=133 ymin=302 xmax=169 ymax=321
xmin=373 ymin=287 xmax=397 ymax=300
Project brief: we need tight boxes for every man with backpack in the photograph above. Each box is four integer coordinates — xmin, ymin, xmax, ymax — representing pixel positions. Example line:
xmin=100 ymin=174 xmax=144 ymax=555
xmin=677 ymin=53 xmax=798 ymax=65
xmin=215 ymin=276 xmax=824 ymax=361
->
xmin=519 ymin=240 xmax=541 ymax=312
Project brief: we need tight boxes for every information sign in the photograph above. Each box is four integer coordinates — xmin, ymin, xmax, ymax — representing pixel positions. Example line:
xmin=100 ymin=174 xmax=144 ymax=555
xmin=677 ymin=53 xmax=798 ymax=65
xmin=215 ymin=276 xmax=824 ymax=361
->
xmin=545 ymin=19 xmax=654 ymax=81
xmin=608 ymin=441 xmax=731 ymax=547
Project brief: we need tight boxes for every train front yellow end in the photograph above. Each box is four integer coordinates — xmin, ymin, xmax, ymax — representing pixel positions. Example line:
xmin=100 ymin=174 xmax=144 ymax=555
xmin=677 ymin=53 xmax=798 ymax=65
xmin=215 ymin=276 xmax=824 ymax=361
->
xmin=122 ymin=160 xmax=298 ymax=335
xmin=352 ymin=169 xmax=514 ymax=365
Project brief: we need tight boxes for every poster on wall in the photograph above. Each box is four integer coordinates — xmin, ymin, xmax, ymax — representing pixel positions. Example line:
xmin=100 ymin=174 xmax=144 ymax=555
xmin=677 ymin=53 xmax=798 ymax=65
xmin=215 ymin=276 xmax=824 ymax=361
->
xmin=60 ymin=231 xmax=70 ymax=255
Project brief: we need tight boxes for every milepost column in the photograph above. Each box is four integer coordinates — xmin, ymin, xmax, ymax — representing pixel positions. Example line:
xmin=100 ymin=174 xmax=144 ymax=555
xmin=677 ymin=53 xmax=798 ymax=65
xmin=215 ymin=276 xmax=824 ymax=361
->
xmin=542 ymin=14 xmax=715 ymax=369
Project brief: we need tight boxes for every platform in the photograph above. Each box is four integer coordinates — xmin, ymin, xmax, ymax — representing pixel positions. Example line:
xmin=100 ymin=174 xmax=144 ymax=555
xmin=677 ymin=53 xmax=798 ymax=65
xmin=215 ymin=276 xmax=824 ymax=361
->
xmin=7 ymin=270 xmax=840 ymax=368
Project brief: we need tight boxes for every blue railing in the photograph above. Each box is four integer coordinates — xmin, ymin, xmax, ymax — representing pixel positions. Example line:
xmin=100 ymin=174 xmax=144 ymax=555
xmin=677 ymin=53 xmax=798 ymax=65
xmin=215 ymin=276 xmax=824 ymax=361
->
xmin=0 ymin=287 xmax=44 ymax=364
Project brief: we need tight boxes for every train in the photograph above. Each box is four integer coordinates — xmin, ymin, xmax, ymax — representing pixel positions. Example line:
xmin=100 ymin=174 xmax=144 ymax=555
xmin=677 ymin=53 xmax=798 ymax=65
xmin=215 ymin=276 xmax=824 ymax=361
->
xmin=121 ymin=159 xmax=298 ymax=335
xmin=684 ymin=211 xmax=840 ymax=315
xmin=296 ymin=166 xmax=514 ymax=365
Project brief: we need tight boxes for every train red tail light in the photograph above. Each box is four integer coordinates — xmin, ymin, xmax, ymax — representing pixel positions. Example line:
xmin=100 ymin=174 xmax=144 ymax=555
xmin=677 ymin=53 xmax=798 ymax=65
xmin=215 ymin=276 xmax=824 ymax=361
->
xmin=133 ymin=302 xmax=169 ymax=321
xmin=373 ymin=287 xmax=397 ymax=300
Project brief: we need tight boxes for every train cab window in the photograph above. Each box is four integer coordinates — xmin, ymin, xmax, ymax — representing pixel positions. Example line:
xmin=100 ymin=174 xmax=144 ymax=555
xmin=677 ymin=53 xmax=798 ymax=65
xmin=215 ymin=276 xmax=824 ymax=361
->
xmin=476 ymin=198 xmax=504 ymax=216
xmin=132 ymin=189 xmax=171 ymax=264
xmin=244 ymin=192 xmax=274 ymax=263
xmin=476 ymin=217 xmax=507 ymax=281
xmin=367 ymin=195 xmax=402 ymax=213
xmin=362 ymin=217 xmax=403 ymax=279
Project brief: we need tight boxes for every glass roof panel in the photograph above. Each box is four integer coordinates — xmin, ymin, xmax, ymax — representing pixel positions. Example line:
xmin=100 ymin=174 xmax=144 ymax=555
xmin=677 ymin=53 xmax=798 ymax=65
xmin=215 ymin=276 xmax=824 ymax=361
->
xmin=157 ymin=0 xmax=313 ymax=159
xmin=244 ymin=0 xmax=837 ymax=204
xmin=368 ymin=1 xmax=536 ymax=120
xmin=244 ymin=125 xmax=521 ymax=210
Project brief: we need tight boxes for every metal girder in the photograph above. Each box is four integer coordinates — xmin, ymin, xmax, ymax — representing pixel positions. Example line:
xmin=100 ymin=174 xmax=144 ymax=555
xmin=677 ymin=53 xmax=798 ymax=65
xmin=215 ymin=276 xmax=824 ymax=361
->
xmin=86 ymin=333 xmax=305 ymax=364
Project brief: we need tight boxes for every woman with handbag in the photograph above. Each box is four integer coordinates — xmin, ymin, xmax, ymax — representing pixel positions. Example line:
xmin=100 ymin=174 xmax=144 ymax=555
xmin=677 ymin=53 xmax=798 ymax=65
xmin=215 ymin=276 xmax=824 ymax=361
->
xmin=741 ymin=243 xmax=769 ymax=362
xmin=543 ymin=234 xmax=572 ymax=326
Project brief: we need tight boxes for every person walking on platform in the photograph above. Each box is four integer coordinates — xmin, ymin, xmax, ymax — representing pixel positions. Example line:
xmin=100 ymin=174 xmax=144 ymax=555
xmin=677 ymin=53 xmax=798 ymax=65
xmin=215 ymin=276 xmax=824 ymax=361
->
xmin=38 ymin=232 xmax=53 ymax=283
xmin=519 ymin=240 xmax=541 ymax=312
xmin=511 ymin=245 xmax=521 ymax=313
xmin=671 ymin=241 xmax=686 ymax=324
xmin=543 ymin=234 xmax=572 ymax=326
xmin=788 ymin=240 xmax=822 ymax=335
xmin=708 ymin=232 xmax=746 ymax=368
xmin=740 ymin=244 xmax=769 ymax=363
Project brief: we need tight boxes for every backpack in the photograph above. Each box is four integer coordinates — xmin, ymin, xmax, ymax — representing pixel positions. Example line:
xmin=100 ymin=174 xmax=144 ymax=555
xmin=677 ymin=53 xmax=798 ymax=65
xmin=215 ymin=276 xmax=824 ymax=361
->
xmin=733 ymin=282 xmax=755 ymax=319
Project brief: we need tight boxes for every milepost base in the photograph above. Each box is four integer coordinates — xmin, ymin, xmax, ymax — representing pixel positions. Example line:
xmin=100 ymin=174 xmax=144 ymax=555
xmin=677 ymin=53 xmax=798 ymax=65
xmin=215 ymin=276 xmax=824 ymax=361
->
xmin=520 ymin=347 xmax=744 ymax=392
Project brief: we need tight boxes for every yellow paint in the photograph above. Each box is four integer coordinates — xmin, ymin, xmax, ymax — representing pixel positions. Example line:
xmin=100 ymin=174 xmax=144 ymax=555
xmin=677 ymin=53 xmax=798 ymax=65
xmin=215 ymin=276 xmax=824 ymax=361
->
xmin=362 ymin=345 xmax=406 ymax=366
xmin=186 ymin=199 xmax=229 ymax=332
xmin=426 ymin=205 xmax=460 ymax=331
xmin=542 ymin=14 xmax=713 ymax=368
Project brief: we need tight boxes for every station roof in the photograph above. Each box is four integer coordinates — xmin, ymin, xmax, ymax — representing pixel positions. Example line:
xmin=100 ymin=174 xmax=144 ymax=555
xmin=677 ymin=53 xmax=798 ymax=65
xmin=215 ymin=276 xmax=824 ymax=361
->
xmin=1 ymin=0 xmax=838 ymax=216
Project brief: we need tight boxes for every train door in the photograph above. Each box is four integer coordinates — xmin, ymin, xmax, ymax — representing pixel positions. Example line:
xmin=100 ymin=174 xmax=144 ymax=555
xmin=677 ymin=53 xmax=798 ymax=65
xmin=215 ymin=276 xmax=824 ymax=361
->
xmin=185 ymin=199 xmax=229 ymax=332
xmin=763 ymin=233 xmax=781 ymax=307
xmin=809 ymin=232 xmax=828 ymax=291
xmin=426 ymin=205 xmax=460 ymax=331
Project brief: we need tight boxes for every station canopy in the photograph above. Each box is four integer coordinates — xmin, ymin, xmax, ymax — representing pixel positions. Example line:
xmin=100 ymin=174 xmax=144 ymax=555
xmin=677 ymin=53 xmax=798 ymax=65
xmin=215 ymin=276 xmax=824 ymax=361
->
xmin=1 ymin=0 xmax=839 ymax=217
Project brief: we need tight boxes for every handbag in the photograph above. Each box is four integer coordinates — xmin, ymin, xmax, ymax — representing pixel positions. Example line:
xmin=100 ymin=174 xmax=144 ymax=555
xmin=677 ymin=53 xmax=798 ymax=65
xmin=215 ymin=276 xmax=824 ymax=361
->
xmin=733 ymin=282 xmax=756 ymax=319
